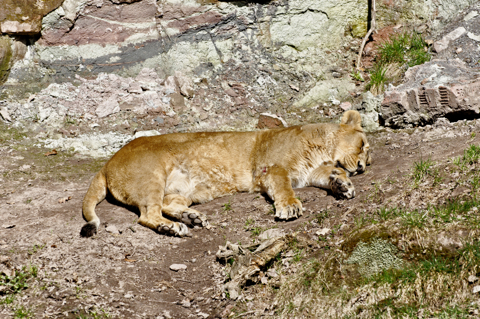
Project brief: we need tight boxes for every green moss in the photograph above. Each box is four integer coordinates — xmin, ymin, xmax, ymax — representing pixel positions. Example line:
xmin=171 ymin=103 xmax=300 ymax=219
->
xmin=350 ymin=21 xmax=368 ymax=38
xmin=345 ymin=238 xmax=404 ymax=277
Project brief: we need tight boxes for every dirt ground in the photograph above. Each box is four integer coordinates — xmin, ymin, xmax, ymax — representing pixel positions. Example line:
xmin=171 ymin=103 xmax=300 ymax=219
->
xmin=1 ymin=116 xmax=479 ymax=318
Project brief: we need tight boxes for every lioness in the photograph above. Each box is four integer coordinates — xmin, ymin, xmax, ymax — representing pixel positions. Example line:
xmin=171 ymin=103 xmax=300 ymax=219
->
xmin=81 ymin=110 xmax=370 ymax=237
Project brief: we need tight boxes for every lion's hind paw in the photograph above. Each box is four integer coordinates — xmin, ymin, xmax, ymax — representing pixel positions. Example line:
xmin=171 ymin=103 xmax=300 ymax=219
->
xmin=158 ymin=222 xmax=190 ymax=237
xmin=181 ymin=209 xmax=209 ymax=227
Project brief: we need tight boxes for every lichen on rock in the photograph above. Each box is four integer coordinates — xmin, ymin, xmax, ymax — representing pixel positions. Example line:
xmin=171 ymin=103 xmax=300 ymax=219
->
xmin=345 ymin=238 xmax=404 ymax=278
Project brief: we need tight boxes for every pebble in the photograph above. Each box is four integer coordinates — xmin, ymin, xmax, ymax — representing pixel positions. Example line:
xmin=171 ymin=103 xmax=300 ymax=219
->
xmin=169 ymin=264 xmax=187 ymax=271
xmin=316 ymin=228 xmax=331 ymax=236
xmin=473 ymin=285 xmax=480 ymax=294
xmin=468 ymin=275 xmax=478 ymax=283
xmin=106 ymin=225 xmax=119 ymax=234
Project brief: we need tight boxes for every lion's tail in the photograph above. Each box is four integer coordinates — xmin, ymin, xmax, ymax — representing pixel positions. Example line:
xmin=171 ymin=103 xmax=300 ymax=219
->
xmin=80 ymin=167 xmax=107 ymax=237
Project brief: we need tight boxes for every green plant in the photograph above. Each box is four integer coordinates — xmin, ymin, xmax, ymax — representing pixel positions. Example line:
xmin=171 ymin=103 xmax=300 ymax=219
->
xmin=315 ymin=210 xmax=329 ymax=224
xmin=0 ymin=294 xmax=15 ymax=305
xmin=293 ymin=249 xmax=304 ymax=263
xmin=367 ymin=32 xmax=431 ymax=94
xmin=366 ymin=65 xmax=388 ymax=94
xmin=350 ymin=70 xmax=365 ymax=82
xmin=245 ymin=218 xmax=255 ymax=227
xmin=28 ymin=244 xmax=45 ymax=255
xmin=13 ymin=305 xmax=33 ymax=318
xmin=223 ymin=201 xmax=232 ymax=212
xmin=411 ymin=158 xmax=436 ymax=186
xmin=462 ymin=144 xmax=480 ymax=165
xmin=250 ymin=227 xmax=263 ymax=237
xmin=268 ymin=203 xmax=276 ymax=215
xmin=0 ymin=265 xmax=37 ymax=295
xmin=65 ymin=115 xmax=78 ymax=125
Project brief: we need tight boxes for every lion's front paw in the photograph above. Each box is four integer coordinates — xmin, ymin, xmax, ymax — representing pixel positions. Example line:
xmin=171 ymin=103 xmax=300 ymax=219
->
xmin=275 ymin=198 xmax=303 ymax=220
xmin=329 ymin=168 xmax=356 ymax=199
xmin=181 ymin=209 xmax=209 ymax=227
xmin=158 ymin=222 xmax=190 ymax=237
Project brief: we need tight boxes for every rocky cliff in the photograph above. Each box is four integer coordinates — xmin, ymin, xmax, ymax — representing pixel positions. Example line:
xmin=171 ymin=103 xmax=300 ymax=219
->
xmin=0 ymin=0 xmax=478 ymax=131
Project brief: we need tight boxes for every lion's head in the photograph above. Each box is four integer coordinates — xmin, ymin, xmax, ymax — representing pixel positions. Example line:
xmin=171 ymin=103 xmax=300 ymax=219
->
xmin=333 ymin=110 xmax=371 ymax=176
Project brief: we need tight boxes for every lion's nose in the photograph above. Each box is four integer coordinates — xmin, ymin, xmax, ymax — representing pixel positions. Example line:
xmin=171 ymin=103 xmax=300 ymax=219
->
xmin=357 ymin=161 xmax=364 ymax=173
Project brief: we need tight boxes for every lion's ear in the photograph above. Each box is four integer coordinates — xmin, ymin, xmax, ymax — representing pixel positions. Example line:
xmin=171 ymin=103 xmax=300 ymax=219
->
xmin=340 ymin=110 xmax=363 ymax=131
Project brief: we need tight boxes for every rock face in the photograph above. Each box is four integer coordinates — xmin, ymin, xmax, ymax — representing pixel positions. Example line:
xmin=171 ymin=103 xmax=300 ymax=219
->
xmin=0 ymin=0 xmax=478 ymax=133
xmin=1 ymin=0 xmax=477 ymax=102
xmin=381 ymin=59 xmax=480 ymax=128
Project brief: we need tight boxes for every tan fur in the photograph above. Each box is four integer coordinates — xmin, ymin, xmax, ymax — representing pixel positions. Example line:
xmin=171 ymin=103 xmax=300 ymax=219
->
xmin=80 ymin=110 xmax=370 ymax=237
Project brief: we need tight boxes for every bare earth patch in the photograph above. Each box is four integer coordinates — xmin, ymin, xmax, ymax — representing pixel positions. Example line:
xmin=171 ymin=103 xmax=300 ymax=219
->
xmin=1 ymin=118 xmax=480 ymax=318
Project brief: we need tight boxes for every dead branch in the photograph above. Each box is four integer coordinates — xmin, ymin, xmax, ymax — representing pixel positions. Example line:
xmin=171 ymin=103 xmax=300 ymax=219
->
xmin=356 ymin=0 xmax=376 ymax=70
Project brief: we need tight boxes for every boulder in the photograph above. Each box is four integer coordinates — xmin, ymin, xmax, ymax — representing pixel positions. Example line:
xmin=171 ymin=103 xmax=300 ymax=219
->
xmin=380 ymin=59 xmax=480 ymax=128
xmin=257 ymin=113 xmax=287 ymax=129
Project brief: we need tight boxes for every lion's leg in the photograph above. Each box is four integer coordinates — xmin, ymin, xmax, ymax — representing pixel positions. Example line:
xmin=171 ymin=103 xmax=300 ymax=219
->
xmin=137 ymin=188 xmax=189 ymax=237
xmin=256 ymin=166 xmax=302 ymax=220
xmin=162 ymin=194 xmax=208 ymax=227
xmin=308 ymin=165 xmax=355 ymax=199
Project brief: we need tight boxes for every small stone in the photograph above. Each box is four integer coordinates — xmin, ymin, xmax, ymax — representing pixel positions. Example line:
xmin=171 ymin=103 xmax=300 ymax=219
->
xmin=289 ymin=84 xmax=300 ymax=91
xmin=316 ymin=228 xmax=331 ymax=236
xmin=468 ymin=275 xmax=478 ymax=283
xmin=456 ymin=47 xmax=463 ymax=54
xmin=464 ymin=11 xmax=478 ymax=21
xmin=180 ymin=299 xmax=191 ymax=308
xmin=124 ymin=292 xmax=134 ymax=299
xmin=339 ymin=102 xmax=352 ymax=111
xmin=473 ymin=285 xmax=480 ymax=294
xmin=169 ymin=264 xmax=187 ymax=272
xmin=468 ymin=32 xmax=480 ymax=42
xmin=266 ymin=268 xmax=278 ymax=278
xmin=134 ymin=130 xmax=160 ymax=139
xmin=257 ymin=113 xmax=287 ymax=129
xmin=0 ymin=108 xmax=11 ymax=122
xmin=433 ymin=27 xmax=466 ymax=52
xmin=258 ymin=228 xmax=285 ymax=240
xmin=260 ymin=276 xmax=268 ymax=284
xmin=105 ymin=225 xmax=119 ymax=234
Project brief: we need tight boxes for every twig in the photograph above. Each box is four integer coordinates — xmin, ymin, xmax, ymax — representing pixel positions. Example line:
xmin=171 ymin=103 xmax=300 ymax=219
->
xmin=356 ymin=0 xmax=376 ymax=70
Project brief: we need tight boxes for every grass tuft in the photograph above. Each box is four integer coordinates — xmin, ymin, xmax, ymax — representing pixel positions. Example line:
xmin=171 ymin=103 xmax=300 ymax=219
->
xmin=367 ymin=32 xmax=431 ymax=94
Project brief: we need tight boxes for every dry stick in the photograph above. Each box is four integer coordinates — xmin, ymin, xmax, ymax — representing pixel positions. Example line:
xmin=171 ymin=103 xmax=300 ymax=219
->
xmin=356 ymin=0 xmax=377 ymax=70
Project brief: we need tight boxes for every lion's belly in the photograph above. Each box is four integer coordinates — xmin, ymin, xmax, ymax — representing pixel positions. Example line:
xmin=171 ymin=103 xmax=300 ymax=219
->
xmin=165 ymin=165 xmax=252 ymax=203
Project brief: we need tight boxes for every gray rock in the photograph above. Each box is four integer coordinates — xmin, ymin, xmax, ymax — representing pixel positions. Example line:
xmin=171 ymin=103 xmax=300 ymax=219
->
xmin=433 ymin=27 xmax=466 ymax=52
xmin=258 ymin=228 xmax=285 ymax=241
xmin=169 ymin=264 xmax=187 ymax=272
xmin=381 ymin=59 xmax=480 ymax=128
xmin=105 ymin=225 xmax=119 ymax=234
xmin=354 ymin=92 xmax=383 ymax=132
xmin=0 ymin=108 xmax=11 ymax=122
xmin=95 ymin=95 xmax=120 ymax=118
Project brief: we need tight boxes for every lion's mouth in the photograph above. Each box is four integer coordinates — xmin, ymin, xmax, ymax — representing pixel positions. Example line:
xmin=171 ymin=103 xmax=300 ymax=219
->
xmin=335 ymin=161 xmax=356 ymax=176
